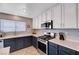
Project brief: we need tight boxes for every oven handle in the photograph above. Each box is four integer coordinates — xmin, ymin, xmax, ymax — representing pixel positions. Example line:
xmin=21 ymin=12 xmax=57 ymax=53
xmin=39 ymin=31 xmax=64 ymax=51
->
xmin=37 ymin=40 xmax=48 ymax=45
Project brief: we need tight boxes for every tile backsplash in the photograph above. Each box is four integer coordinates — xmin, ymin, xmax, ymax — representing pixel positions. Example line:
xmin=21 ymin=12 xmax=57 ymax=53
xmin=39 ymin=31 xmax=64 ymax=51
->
xmin=35 ymin=29 xmax=79 ymax=41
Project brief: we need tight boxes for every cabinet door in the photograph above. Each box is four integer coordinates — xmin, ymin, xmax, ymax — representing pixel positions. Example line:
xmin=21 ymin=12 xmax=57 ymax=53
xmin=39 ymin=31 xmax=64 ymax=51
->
xmin=62 ymin=3 xmax=77 ymax=28
xmin=23 ymin=37 xmax=32 ymax=48
xmin=59 ymin=45 xmax=76 ymax=55
xmin=16 ymin=38 xmax=24 ymax=50
xmin=38 ymin=15 xmax=42 ymax=29
xmin=46 ymin=8 xmax=52 ymax=22
xmin=33 ymin=17 xmax=38 ymax=29
xmin=41 ymin=12 xmax=46 ymax=24
xmin=53 ymin=4 xmax=62 ymax=28
xmin=32 ymin=36 xmax=37 ymax=49
xmin=48 ymin=45 xmax=58 ymax=55
xmin=59 ymin=50 xmax=68 ymax=55
xmin=33 ymin=16 xmax=41 ymax=29
xmin=4 ymin=39 xmax=16 ymax=53
xmin=78 ymin=4 xmax=79 ymax=28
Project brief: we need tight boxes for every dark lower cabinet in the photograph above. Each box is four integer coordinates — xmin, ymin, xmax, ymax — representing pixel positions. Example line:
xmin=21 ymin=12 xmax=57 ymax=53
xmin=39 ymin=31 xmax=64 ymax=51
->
xmin=59 ymin=45 xmax=76 ymax=55
xmin=59 ymin=50 xmax=70 ymax=55
xmin=48 ymin=42 xmax=58 ymax=55
xmin=75 ymin=51 xmax=79 ymax=55
xmin=16 ymin=38 xmax=24 ymax=50
xmin=48 ymin=45 xmax=58 ymax=55
xmin=48 ymin=41 xmax=79 ymax=55
xmin=4 ymin=36 xmax=32 ymax=53
xmin=4 ymin=38 xmax=16 ymax=53
xmin=32 ymin=36 xmax=37 ymax=49
xmin=23 ymin=36 xmax=32 ymax=48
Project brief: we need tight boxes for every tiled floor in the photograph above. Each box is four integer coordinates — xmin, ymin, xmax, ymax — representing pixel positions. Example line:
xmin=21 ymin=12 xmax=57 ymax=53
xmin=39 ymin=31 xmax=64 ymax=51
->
xmin=10 ymin=46 xmax=40 ymax=55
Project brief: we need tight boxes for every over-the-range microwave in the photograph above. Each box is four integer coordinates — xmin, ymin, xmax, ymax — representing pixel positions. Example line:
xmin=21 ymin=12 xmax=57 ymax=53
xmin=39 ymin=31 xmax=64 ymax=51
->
xmin=41 ymin=20 xmax=53 ymax=29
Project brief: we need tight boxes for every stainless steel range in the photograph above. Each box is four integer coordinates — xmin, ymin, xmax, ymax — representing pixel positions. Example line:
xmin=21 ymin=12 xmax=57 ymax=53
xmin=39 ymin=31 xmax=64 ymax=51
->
xmin=37 ymin=33 xmax=56 ymax=55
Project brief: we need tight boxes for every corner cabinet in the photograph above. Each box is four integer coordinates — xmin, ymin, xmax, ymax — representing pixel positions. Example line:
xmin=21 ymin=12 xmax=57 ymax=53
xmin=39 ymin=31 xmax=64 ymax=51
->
xmin=62 ymin=3 xmax=77 ymax=28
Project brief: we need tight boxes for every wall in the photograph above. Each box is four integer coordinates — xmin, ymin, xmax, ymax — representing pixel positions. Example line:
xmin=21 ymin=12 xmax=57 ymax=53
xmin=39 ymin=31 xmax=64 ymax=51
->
xmin=0 ymin=13 xmax=32 ymax=36
xmin=35 ymin=29 xmax=79 ymax=41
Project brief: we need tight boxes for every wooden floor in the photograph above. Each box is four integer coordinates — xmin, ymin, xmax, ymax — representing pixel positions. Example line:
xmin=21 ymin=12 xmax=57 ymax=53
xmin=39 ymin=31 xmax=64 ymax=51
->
xmin=10 ymin=46 xmax=40 ymax=55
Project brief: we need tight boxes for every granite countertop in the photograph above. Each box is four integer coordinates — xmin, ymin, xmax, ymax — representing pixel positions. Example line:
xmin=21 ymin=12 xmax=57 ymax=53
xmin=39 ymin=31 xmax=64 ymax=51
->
xmin=49 ymin=37 xmax=79 ymax=52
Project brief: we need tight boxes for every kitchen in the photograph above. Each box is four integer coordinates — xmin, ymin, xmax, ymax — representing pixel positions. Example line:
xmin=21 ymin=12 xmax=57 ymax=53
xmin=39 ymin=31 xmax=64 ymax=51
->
xmin=0 ymin=3 xmax=79 ymax=55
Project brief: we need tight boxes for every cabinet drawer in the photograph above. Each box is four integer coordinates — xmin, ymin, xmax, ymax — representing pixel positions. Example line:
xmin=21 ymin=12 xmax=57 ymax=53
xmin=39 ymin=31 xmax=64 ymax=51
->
xmin=59 ymin=45 xmax=75 ymax=55
xmin=48 ymin=42 xmax=58 ymax=48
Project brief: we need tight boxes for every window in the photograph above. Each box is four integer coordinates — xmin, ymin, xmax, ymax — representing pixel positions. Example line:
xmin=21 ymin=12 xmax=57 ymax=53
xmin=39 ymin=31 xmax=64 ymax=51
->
xmin=0 ymin=19 xmax=26 ymax=32
xmin=15 ymin=21 xmax=26 ymax=31
xmin=1 ymin=19 xmax=15 ymax=32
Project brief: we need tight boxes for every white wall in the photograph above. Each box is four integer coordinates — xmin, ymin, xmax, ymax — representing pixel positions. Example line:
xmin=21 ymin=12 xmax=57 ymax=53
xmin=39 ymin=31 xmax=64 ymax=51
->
xmin=0 ymin=3 xmax=30 ymax=17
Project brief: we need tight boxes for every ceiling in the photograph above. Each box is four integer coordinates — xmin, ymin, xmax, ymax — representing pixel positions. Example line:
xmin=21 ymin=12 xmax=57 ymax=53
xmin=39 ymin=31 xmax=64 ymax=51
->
xmin=26 ymin=3 xmax=56 ymax=17
xmin=0 ymin=3 xmax=56 ymax=18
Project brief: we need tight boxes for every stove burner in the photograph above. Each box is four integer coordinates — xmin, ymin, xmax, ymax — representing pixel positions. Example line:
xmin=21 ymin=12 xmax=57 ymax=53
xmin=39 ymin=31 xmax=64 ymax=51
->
xmin=38 ymin=35 xmax=55 ymax=41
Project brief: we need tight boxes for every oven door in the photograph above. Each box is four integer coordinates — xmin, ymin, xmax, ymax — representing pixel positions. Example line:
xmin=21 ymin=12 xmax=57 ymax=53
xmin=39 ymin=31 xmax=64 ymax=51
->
xmin=37 ymin=41 xmax=46 ymax=55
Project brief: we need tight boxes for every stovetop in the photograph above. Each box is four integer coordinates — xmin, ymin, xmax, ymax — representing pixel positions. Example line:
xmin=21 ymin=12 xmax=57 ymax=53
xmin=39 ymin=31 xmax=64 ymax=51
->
xmin=38 ymin=35 xmax=55 ymax=41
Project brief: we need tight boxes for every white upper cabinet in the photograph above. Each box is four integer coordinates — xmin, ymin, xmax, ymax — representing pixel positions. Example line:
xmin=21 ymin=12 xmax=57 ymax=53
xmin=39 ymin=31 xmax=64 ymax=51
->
xmin=38 ymin=15 xmax=42 ymax=29
xmin=33 ymin=17 xmax=38 ymax=29
xmin=33 ymin=12 xmax=46 ymax=29
xmin=33 ymin=15 xmax=41 ymax=29
xmin=41 ymin=12 xmax=46 ymax=23
xmin=78 ymin=4 xmax=79 ymax=28
xmin=46 ymin=8 xmax=52 ymax=22
xmin=52 ymin=4 xmax=62 ymax=28
xmin=62 ymin=3 xmax=77 ymax=28
xmin=33 ymin=3 xmax=78 ymax=29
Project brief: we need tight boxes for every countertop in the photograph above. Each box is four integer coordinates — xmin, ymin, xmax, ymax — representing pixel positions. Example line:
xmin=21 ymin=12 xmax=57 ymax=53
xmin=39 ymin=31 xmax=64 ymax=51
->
xmin=0 ymin=33 xmax=41 ymax=40
xmin=49 ymin=37 xmax=79 ymax=52
xmin=1 ymin=33 xmax=79 ymax=52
